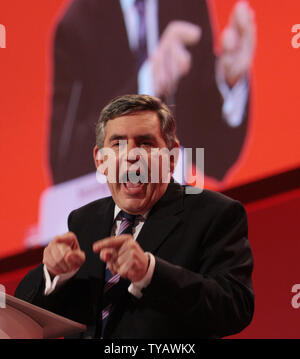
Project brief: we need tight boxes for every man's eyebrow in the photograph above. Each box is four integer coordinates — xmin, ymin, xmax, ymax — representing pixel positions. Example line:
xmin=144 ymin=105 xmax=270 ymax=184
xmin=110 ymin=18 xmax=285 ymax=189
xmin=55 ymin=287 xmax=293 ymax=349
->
xmin=108 ymin=134 xmax=157 ymax=142
xmin=136 ymin=134 xmax=157 ymax=142
xmin=108 ymin=134 xmax=127 ymax=142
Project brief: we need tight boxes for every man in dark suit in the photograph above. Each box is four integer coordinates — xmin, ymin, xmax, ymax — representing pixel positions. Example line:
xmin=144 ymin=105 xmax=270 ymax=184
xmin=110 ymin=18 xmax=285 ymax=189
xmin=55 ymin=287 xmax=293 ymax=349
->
xmin=16 ymin=94 xmax=254 ymax=338
xmin=49 ymin=0 xmax=255 ymax=184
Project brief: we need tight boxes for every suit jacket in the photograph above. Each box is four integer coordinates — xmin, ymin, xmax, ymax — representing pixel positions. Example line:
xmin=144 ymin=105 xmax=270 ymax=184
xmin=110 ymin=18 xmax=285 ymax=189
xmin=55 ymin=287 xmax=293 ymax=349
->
xmin=15 ymin=182 xmax=254 ymax=338
xmin=49 ymin=0 xmax=249 ymax=184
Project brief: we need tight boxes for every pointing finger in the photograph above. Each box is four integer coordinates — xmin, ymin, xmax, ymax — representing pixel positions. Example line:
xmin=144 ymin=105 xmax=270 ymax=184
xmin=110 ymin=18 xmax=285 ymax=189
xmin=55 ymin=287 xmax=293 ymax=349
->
xmin=55 ymin=232 xmax=79 ymax=250
xmin=100 ymin=248 xmax=117 ymax=262
xmin=93 ymin=235 xmax=132 ymax=253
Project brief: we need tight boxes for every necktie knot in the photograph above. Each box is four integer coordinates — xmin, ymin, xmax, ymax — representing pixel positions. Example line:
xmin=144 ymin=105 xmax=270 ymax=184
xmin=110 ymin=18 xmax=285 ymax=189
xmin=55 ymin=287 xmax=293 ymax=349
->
xmin=120 ymin=211 xmax=136 ymax=224
xmin=117 ymin=211 xmax=136 ymax=236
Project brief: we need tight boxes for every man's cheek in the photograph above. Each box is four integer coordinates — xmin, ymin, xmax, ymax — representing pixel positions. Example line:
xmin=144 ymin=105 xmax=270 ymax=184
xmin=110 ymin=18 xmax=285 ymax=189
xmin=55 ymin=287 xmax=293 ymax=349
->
xmin=148 ymin=153 xmax=159 ymax=183
xmin=154 ymin=155 xmax=170 ymax=183
xmin=97 ymin=147 xmax=119 ymax=183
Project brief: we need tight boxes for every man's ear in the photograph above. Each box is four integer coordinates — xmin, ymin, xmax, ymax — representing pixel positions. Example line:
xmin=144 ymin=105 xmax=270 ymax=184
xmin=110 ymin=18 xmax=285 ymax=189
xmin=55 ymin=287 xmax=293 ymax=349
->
xmin=170 ymin=139 xmax=180 ymax=175
xmin=93 ymin=145 xmax=104 ymax=174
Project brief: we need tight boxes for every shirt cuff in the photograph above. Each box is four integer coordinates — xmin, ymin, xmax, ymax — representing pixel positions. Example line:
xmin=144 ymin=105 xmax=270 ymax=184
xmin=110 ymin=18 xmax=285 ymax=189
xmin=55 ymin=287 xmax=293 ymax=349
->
xmin=128 ymin=252 xmax=155 ymax=299
xmin=216 ymin=68 xmax=249 ymax=128
xmin=138 ymin=59 xmax=155 ymax=96
xmin=43 ymin=264 xmax=78 ymax=296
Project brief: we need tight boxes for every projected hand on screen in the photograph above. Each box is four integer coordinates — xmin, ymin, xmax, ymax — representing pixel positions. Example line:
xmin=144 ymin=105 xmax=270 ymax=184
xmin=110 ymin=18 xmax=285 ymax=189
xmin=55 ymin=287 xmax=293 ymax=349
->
xmin=151 ymin=21 xmax=201 ymax=98
xmin=217 ymin=1 xmax=256 ymax=88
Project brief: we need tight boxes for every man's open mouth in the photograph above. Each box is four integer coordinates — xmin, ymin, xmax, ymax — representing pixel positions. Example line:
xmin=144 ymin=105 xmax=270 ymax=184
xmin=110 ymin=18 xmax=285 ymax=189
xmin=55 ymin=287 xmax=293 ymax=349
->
xmin=120 ymin=171 xmax=148 ymax=195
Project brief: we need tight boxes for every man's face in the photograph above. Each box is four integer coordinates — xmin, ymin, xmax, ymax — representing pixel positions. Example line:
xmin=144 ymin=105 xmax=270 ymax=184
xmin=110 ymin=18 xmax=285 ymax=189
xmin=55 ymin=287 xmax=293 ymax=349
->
xmin=94 ymin=111 xmax=178 ymax=215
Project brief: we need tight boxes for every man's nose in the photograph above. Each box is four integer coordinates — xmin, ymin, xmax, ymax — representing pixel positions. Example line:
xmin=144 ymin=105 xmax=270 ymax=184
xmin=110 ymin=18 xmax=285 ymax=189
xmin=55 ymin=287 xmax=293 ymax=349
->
xmin=126 ymin=141 xmax=140 ymax=163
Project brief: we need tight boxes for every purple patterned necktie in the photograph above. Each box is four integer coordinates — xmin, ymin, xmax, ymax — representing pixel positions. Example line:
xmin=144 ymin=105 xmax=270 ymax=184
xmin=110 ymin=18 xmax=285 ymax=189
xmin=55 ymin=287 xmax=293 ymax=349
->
xmin=101 ymin=211 xmax=136 ymax=336
xmin=134 ymin=0 xmax=147 ymax=69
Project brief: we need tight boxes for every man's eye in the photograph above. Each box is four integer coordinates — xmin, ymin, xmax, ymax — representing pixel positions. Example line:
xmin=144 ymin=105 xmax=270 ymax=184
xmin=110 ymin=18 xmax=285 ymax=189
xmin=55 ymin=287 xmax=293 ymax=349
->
xmin=141 ymin=142 xmax=152 ymax=147
xmin=112 ymin=141 xmax=126 ymax=147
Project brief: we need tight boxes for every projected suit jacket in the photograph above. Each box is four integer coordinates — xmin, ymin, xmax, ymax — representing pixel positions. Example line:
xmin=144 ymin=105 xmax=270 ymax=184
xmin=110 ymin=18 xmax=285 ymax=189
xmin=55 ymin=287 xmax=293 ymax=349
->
xmin=15 ymin=182 xmax=254 ymax=338
xmin=49 ymin=0 xmax=249 ymax=184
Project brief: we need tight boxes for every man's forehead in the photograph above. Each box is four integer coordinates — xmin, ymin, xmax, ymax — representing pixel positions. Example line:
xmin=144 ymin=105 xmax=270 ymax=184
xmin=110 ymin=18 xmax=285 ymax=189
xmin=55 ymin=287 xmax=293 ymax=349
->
xmin=104 ymin=111 xmax=162 ymax=137
xmin=109 ymin=110 xmax=159 ymax=124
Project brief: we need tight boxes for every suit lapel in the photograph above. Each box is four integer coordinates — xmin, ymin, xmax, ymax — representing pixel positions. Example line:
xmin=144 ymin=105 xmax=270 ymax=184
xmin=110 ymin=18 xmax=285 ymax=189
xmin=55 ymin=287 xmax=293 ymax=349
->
xmin=94 ymin=197 xmax=115 ymax=241
xmin=137 ymin=215 xmax=181 ymax=254
xmin=87 ymin=197 xmax=115 ymax=279
xmin=137 ymin=182 xmax=184 ymax=254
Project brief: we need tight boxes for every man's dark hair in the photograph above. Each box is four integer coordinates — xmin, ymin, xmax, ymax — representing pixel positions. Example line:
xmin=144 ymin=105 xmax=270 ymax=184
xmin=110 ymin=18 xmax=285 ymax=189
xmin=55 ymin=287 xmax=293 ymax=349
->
xmin=96 ymin=94 xmax=177 ymax=149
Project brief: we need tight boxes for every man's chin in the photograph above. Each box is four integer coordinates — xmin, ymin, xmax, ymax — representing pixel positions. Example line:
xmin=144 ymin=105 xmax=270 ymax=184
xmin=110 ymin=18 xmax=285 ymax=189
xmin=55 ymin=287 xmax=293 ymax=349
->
xmin=118 ymin=198 xmax=148 ymax=215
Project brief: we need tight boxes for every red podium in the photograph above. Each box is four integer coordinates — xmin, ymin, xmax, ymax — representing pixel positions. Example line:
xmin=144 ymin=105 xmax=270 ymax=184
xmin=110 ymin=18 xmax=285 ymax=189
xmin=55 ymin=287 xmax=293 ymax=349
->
xmin=0 ymin=293 xmax=86 ymax=339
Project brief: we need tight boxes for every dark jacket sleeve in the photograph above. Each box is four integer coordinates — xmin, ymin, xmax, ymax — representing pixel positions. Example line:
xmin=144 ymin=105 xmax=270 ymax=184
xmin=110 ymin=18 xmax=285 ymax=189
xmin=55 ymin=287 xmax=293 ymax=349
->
xmin=14 ymin=264 xmax=45 ymax=306
xmin=14 ymin=211 xmax=97 ymax=325
xmin=141 ymin=200 xmax=254 ymax=338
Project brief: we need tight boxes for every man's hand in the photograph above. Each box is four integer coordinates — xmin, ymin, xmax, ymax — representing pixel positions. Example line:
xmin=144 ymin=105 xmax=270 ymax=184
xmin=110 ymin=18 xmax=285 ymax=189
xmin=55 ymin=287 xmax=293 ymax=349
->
xmin=43 ymin=232 xmax=86 ymax=278
xmin=150 ymin=20 xmax=201 ymax=98
xmin=218 ymin=1 xmax=256 ymax=88
xmin=93 ymin=234 xmax=149 ymax=283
